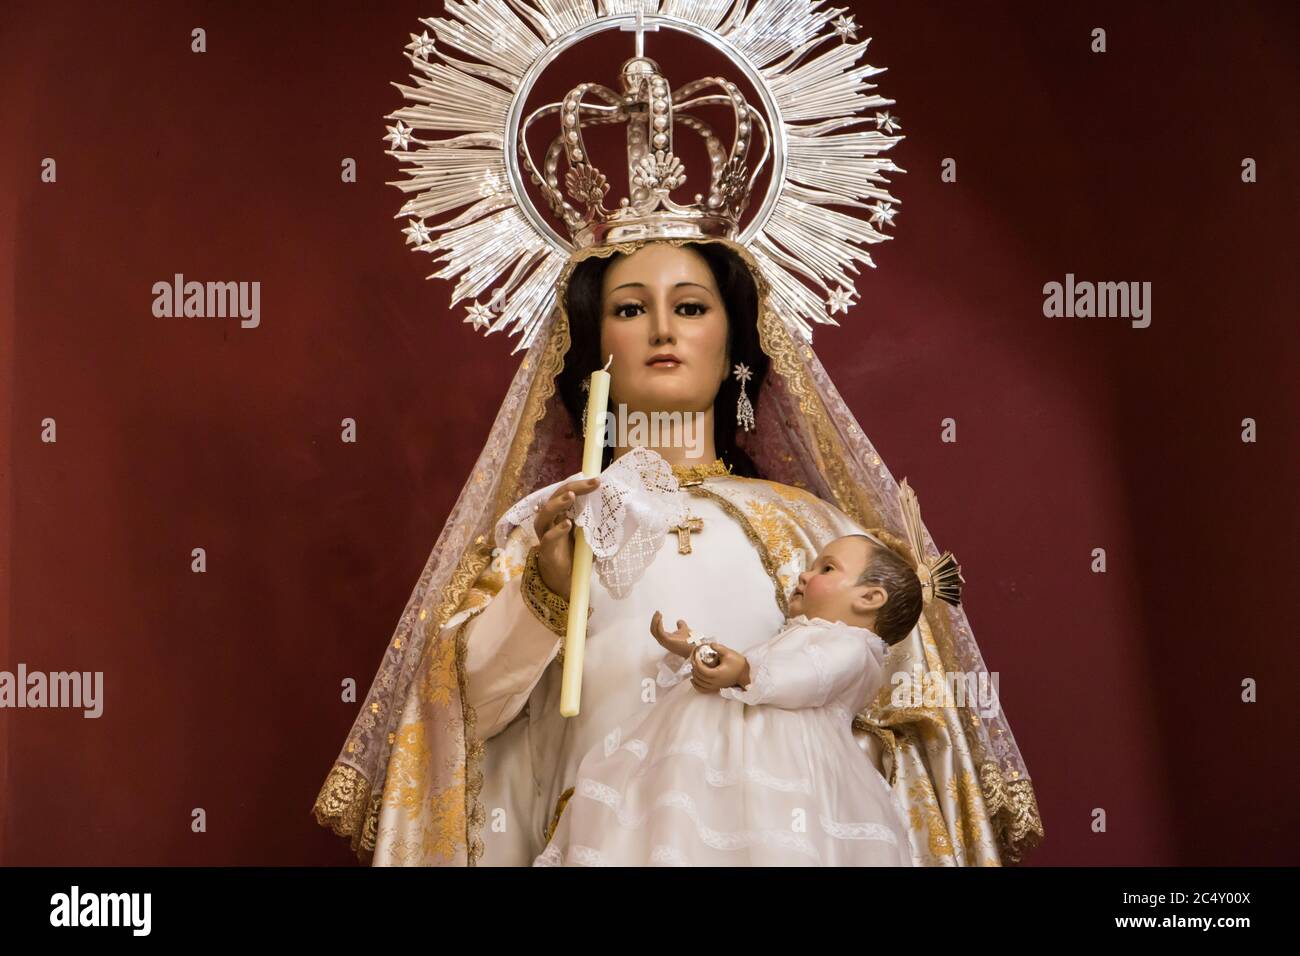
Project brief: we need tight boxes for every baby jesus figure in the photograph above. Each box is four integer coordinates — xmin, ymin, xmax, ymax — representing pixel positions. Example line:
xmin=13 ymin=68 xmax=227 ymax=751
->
xmin=534 ymin=533 xmax=921 ymax=867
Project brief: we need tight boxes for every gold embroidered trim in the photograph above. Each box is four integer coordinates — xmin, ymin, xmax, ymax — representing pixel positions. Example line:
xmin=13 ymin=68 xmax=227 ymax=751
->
xmin=851 ymin=717 xmax=900 ymax=788
xmin=522 ymin=545 xmax=570 ymax=638
xmin=454 ymin=615 xmax=487 ymax=866
xmin=978 ymin=761 xmax=1045 ymax=865
xmin=671 ymin=457 xmax=732 ymax=487
xmin=542 ymin=785 xmax=576 ymax=847
xmin=312 ymin=762 xmax=375 ymax=860
xmin=684 ymin=484 xmax=788 ymax=617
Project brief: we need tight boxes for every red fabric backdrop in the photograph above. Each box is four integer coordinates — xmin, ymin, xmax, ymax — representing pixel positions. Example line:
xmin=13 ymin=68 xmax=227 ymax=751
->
xmin=1 ymin=0 xmax=1296 ymax=865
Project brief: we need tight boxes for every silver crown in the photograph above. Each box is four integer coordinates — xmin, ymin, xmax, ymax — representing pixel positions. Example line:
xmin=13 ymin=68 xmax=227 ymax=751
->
xmin=522 ymin=54 xmax=767 ymax=247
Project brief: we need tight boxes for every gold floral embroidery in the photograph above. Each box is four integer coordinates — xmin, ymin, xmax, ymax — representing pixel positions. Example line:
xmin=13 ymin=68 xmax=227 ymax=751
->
xmin=743 ymin=498 xmax=798 ymax=570
xmin=428 ymin=766 xmax=469 ymax=863
xmin=366 ymin=545 xmax=494 ymax=866
xmin=384 ymin=722 xmax=433 ymax=816
xmin=907 ymin=772 xmax=955 ymax=860
xmin=312 ymin=763 xmax=372 ymax=854
xmin=472 ymin=566 xmax=506 ymax=599
xmin=980 ymin=762 xmax=1045 ymax=864
xmin=383 ymin=718 xmax=467 ymax=865
xmin=950 ymin=769 xmax=990 ymax=856
xmin=418 ymin=625 xmax=458 ymax=708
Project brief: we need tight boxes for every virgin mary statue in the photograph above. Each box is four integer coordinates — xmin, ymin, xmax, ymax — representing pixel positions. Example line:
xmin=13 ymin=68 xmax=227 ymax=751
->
xmin=313 ymin=0 xmax=1042 ymax=865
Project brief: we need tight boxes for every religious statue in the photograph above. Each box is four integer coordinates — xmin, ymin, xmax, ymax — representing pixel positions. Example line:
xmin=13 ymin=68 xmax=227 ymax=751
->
xmin=312 ymin=0 xmax=1043 ymax=866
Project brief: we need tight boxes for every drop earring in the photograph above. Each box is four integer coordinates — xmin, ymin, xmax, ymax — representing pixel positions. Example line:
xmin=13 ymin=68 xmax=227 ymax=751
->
xmin=733 ymin=362 xmax=755 ymax=432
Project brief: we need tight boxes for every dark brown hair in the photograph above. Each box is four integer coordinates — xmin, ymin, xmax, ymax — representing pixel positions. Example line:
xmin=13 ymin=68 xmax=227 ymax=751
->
xmin=555 ymin=242 xmax=768 ymax=477
xmin=850 ymin=533 xmax=924 ymax=645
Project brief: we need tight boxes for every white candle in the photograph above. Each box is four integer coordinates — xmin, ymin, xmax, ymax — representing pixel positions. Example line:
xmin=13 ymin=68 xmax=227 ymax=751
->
xmin=560 ymin=354 xmax=611 ymax=717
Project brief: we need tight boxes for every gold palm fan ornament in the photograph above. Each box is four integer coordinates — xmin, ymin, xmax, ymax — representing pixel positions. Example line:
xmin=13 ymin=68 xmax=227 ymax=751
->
xmin=898 ymin=478 xmax=967 ymax=609
xmin=314 ymin=0 xmax=1043 ymax=867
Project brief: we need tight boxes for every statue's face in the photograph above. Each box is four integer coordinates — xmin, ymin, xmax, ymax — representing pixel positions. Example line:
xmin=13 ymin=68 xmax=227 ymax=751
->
xmin=598 ymin=243 xmax=730 ymax=417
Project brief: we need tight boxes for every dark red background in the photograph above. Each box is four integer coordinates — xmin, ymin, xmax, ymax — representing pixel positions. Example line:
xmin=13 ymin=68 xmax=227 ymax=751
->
xmin=1 ymin=1 xmax=1296 ymax=866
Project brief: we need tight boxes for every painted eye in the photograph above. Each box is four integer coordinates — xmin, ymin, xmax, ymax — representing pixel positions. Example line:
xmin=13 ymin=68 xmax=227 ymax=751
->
xmin=678 ymin=302 xmax=707 ymax=316
xmin=612 ymin=303 xmax=642 ymax=318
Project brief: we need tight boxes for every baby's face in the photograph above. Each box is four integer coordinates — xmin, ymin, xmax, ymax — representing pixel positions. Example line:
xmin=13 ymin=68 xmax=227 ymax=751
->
xmin=788 ymin=536 xmax=875 ymax=625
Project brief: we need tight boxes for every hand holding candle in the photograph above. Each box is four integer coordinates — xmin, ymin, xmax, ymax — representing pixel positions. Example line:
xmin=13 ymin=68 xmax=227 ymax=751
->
xmin=560 ymin=354 xmax=612 ymax=717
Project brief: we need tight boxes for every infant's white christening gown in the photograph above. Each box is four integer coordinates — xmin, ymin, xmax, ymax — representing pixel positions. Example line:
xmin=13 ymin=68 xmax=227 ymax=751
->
xmin=532 ymin=613 xmax=913 ymax=866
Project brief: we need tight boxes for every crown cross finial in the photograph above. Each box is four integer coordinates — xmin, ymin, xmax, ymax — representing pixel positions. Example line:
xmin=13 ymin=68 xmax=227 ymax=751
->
xmin=618 ymin=1 xmax=659 ymax=59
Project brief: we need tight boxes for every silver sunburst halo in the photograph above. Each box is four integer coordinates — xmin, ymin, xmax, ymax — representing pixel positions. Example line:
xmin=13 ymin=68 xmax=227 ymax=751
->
xmin=386 ymin=0 xmax=905 ymax=353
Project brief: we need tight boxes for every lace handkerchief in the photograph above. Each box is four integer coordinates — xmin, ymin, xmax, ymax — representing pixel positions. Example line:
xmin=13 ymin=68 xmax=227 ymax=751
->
xmin=494 ymin=445 xmax=688 ymax=598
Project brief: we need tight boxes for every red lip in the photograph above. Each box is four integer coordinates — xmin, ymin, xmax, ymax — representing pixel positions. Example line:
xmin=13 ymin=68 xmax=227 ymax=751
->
xmin=646 ymin=353 xmax=682 ymax=366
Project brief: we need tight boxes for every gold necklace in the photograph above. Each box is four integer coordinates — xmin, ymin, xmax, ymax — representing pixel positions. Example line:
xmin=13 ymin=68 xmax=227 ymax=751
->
xmin=670 ymin=457 xmax=732 ymax=488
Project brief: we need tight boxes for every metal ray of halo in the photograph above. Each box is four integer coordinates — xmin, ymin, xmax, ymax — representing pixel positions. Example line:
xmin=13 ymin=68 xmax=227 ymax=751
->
xmin=385 ymin=0 xmax=905 ymax=353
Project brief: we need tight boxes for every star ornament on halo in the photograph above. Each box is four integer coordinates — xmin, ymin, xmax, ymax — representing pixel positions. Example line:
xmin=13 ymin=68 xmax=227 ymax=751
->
xmin=832 ymin=13 xmax=858 ymax=41
xmin=406 ymin=31 xmax=435 ymax=61
xmin=826 ymin=287 xmax=855 ymax=315
xmin=868 ymin=201 xmax=898 ymax=228
xmin=874 ymin=111 xmax=902 ymax=134
xmin=465 ymin=302 xmax=494 ymax=332
xmin=402 ymin=218 xmax=432 ymax=247
xmin=384 ymin=120 xmax=413 ymax=151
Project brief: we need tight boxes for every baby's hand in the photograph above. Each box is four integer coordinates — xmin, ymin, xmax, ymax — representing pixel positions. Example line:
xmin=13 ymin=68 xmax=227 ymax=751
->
xmin=690 ymin=643 xmax=748 ymax=694
xmin=649 ymin=611 xmax=694 ymax=659
xmin=650 ymin=612 xmax=750 ymax=694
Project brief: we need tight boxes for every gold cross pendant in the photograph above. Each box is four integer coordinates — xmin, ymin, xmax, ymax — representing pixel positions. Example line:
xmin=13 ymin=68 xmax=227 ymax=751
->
xmin=672 ymin=516 xmax=703 ymax=554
